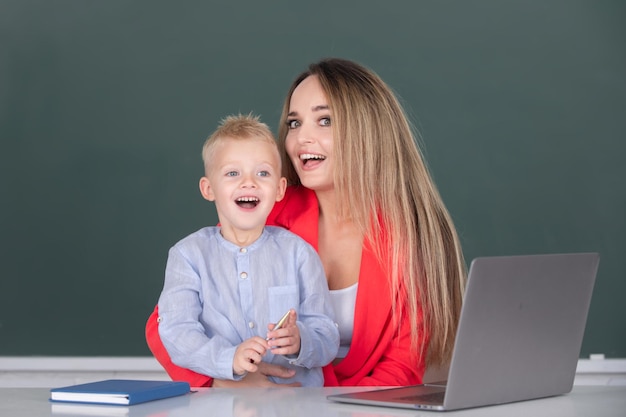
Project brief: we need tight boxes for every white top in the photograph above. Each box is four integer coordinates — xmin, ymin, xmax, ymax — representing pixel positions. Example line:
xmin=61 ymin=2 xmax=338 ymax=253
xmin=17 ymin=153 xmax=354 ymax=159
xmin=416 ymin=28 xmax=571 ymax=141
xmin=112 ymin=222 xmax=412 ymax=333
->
xmin=329 ymin=283 xmax=357 ymax=358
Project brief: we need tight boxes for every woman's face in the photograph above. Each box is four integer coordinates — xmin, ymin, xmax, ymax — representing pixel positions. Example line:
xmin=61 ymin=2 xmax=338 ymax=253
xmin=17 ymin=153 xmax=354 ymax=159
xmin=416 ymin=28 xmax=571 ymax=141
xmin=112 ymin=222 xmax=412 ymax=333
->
xmin=284 ymin=75 xmax=335 ymax=192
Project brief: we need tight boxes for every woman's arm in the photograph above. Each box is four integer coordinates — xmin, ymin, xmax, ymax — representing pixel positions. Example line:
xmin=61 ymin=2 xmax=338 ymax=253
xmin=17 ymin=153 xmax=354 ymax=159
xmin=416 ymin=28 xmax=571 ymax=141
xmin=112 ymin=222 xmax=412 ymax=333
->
xmin=335 ymin=309 xmax=425 ymax=386
xmin=346 ymin=310 xmax=425 ymax=386
xmin=332 ymin=243 xmax=426 ymax=387
xmin=213 ymin=363 xmax=300 ymax=388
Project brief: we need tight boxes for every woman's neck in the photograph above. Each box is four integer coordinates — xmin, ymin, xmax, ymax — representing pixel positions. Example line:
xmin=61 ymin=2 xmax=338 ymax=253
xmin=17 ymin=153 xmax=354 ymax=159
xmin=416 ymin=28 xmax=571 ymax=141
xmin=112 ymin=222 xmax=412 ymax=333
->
xmin=314 ymin=188 xmax=338 ymax=223
xmin=315 ymin=188 xmax=359 ymax=230
xmin=315 ymin=188 xmax=364 ymax=290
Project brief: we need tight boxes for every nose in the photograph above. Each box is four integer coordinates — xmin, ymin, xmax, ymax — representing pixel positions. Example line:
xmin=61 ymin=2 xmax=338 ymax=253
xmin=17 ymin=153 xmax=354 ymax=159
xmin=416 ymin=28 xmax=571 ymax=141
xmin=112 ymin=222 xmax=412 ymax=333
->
xmin=296 ymin=122 xmax=315 ymax=144
xmin=240 ymin=172 xmax=257 ymax=188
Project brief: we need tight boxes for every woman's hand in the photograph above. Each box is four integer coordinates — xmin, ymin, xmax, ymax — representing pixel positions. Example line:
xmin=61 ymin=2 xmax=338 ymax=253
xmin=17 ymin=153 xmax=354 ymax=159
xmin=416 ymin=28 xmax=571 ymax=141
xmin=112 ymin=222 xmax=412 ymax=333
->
xmin=213 ymin=362 xmax=301 ymax=387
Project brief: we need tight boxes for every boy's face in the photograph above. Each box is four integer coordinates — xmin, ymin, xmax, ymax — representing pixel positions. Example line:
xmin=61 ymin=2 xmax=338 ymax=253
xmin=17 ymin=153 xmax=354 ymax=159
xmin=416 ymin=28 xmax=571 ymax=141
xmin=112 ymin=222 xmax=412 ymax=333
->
xmin=199 ymin=137 xmax=286 ymax=244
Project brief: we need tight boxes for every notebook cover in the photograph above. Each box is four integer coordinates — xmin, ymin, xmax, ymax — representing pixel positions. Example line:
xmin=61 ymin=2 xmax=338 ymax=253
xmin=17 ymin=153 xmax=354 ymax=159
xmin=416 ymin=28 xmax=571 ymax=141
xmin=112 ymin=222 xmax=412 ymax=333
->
xmin=50 ymin=379 xmax=190 ymax=406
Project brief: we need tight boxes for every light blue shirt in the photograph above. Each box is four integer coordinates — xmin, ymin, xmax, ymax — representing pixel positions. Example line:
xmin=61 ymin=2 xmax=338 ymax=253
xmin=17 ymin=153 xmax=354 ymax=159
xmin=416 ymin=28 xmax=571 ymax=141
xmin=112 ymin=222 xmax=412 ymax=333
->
xmin=157 ymin=226 xmax=339 ymax=387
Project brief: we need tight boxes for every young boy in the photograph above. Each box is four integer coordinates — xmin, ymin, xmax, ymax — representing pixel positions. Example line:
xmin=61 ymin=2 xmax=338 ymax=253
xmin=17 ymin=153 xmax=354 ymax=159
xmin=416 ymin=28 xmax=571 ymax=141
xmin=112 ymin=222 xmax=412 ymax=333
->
xmin=156 ymin=114 xmax=338 ymax=387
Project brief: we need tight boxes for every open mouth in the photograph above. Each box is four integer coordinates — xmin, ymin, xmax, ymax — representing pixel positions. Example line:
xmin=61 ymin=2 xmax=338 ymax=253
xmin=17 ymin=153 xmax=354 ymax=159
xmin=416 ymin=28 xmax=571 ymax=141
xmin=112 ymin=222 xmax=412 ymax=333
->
xmin=300 ymin=153 xmax=326 ymax=166
xmin=236 ymin=197 xmax=259 ymax=209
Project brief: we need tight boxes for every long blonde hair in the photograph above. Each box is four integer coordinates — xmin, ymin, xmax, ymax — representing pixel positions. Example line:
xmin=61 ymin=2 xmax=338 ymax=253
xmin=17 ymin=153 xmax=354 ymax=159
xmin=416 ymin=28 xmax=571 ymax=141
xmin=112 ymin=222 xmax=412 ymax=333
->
xmin=278 ymin=58 xmax=466 ymax=366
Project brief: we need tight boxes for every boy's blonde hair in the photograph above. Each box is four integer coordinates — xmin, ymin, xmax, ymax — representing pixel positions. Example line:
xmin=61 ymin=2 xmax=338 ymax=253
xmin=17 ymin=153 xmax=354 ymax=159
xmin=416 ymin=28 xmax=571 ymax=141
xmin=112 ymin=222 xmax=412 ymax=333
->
xmin=202 ymin=113 xmax=279 ymax=173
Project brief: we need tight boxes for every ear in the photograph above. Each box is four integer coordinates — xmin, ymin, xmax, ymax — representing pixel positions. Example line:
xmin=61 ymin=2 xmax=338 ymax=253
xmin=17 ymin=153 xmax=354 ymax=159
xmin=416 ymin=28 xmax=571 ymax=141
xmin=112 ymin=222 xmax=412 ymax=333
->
xmin=199 ymin=176 xmax=216 ymax=201
xmin=275 ymin=177 xmax=287 ymax=202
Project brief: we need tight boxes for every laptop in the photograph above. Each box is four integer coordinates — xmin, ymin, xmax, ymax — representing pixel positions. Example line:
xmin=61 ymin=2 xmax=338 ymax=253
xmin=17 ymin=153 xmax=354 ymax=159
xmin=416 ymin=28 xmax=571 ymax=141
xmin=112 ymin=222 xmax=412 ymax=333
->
xmin=328 ymin=252 xmax=599 ymax=411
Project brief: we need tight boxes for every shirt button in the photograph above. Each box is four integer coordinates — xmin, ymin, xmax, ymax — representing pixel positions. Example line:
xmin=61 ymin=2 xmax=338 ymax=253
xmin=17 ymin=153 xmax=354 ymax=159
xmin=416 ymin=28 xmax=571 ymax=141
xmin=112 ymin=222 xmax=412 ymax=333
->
xmin=248 ymin=321 xmax=255 ymax=329
xmin=240 ymin=248 xmax=247 ymax=253
xmin=240 ymin=272 xmax=248 ymax=279
xmin=157 ymin=316 xmax=163 ymax=323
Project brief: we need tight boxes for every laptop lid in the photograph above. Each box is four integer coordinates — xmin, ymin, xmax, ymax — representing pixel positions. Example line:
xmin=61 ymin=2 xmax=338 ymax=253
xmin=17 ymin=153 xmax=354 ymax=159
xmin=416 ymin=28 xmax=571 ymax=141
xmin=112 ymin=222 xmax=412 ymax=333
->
xmin=328 ymin=252 xmax=599 ymax=411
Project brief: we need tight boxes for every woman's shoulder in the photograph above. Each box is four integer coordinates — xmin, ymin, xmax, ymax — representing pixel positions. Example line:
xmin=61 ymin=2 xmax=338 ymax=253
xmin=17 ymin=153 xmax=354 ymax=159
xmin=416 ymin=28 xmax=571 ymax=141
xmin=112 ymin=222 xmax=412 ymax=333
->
xmin=281 ymin=185 xmax=316 ymax=205
xmin=267 ymin=185 xmax=317 ymax=226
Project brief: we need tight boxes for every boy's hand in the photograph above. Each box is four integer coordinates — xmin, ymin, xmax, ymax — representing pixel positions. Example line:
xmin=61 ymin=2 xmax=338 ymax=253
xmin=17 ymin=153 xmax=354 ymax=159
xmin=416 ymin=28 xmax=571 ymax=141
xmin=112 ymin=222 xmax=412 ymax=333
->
xmin=266 ymin=309 xmax=301 ymax=356
xmin=233 ymin=336 xmax=269 ymax=375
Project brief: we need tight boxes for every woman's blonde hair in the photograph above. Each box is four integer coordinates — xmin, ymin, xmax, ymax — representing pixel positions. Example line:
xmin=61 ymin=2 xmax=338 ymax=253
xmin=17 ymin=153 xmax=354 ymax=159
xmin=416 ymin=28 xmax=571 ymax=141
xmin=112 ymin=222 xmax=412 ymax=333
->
xmin=278 ymin=58 xmax=466 ymax=367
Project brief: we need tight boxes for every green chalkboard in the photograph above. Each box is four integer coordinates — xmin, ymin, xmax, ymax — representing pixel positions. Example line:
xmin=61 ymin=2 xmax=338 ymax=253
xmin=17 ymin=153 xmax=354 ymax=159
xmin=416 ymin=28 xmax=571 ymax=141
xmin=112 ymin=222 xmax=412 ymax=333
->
xmin=1 ymin=1 xmax=624 ymax=358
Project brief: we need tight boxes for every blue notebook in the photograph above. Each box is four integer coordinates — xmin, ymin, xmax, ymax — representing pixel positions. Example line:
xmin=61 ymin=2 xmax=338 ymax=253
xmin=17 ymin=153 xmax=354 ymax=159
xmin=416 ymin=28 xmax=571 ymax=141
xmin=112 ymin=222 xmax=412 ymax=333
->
xmin=50 ymin=379 xmax=190 ymax=406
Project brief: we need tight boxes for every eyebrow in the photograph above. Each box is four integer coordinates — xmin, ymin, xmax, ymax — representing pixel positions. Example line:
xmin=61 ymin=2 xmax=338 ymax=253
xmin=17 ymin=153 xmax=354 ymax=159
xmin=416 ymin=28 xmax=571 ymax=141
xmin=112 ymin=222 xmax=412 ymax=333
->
xmin=287 ymin=104 xmax=330 ymax=117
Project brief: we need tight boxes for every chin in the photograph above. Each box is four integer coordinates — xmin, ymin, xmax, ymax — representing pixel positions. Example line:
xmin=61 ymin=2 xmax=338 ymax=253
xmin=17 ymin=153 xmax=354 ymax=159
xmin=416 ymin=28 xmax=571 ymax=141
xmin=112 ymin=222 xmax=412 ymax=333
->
xmin=300 ymin=180 xmax=333 ymax=193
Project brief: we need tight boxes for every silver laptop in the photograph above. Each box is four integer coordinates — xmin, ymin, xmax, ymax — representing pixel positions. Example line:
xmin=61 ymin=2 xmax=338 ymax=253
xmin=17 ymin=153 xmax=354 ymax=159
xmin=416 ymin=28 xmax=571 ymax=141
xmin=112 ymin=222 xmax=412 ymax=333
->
xmin=328 ymin=252 xmax=599 ymax=411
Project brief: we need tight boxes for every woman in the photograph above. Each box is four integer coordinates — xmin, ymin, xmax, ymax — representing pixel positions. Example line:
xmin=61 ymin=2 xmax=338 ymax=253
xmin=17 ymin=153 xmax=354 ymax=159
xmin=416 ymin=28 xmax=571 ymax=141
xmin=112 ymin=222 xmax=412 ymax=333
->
xmin=145 ymin=58 xmax=466 ymax=387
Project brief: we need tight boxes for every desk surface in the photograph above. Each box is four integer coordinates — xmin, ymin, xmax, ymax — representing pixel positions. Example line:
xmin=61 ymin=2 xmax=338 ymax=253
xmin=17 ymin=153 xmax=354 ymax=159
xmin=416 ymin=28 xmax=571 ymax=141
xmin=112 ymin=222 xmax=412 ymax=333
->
xmin=1 ymin=385 xmax=624 ymax=417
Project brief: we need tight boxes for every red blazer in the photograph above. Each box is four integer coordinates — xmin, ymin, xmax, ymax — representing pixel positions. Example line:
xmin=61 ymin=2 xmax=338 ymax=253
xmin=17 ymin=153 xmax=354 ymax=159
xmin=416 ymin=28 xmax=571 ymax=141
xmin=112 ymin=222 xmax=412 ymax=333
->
xmin=145 ymin=186 xmax=426 ymax=387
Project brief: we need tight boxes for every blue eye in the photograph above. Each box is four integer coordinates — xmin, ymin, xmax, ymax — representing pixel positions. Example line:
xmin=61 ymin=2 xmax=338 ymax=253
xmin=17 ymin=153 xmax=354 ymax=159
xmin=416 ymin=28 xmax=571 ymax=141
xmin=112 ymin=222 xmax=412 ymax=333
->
xmin=225 ymin=171 xmax=239 ymax=177
xmin=257 ymin=171 xmax=270 ymax=177
xmin=320 ymin=117 xmax=331 ymax=126
xmin=286 ymin=119 xmax=300 ymax=129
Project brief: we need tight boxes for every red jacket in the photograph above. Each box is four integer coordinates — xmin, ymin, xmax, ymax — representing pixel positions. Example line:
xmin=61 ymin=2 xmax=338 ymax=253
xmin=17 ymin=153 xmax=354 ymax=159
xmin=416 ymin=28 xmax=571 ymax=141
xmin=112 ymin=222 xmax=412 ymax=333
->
xmin=146 ymin=186 xmax=425 ymax=386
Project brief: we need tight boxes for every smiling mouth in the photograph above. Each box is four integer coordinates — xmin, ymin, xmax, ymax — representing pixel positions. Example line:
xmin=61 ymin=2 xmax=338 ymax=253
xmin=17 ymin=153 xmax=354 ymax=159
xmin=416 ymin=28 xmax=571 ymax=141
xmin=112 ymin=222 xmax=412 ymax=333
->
xmin=236 ymin=197 xmax=259 ymax=209
xmin=300 ymin=153 xmax=326 ymax=166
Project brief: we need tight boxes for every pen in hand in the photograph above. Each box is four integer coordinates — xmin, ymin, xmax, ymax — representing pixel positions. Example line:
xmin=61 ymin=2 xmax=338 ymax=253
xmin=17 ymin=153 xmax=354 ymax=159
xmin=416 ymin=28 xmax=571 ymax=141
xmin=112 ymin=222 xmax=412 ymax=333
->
xmin=267 ymin=310 xmax=291 ymax=341
xmin=247 ymin=310 xmax=293 ymax=364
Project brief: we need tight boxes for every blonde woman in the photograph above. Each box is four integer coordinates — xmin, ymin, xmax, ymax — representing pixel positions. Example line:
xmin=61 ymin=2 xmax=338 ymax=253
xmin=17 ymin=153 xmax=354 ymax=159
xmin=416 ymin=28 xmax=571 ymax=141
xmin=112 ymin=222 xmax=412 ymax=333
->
xmin=146 ymin=58 xmax=466 ymax=387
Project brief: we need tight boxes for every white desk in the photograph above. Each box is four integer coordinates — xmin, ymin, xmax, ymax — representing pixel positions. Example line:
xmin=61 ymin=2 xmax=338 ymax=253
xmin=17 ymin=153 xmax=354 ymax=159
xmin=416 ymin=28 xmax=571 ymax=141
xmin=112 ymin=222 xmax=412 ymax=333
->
xmin=1 ymin=386 xmax=624 ymax=417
